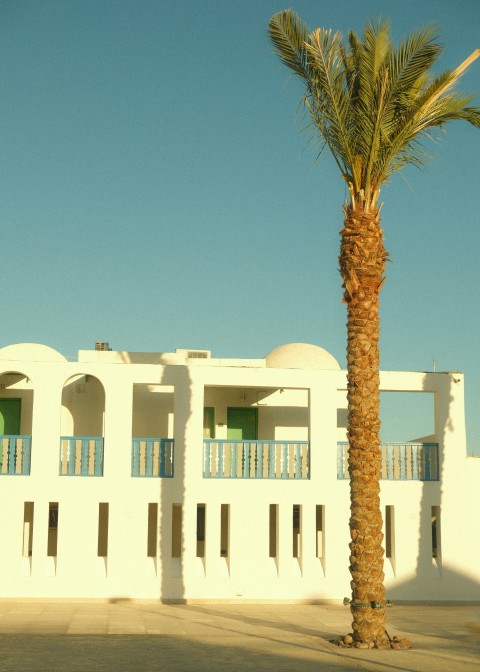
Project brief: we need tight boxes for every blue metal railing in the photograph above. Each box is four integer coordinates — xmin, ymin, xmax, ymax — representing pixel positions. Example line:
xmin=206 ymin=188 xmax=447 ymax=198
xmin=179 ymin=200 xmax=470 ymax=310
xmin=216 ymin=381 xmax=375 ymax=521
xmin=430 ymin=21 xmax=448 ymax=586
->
xmin=337 ymin=442 xmax=439 ymax=481
xmin=204 ymin=439 xmax=310 ymax=479
xmin=59 ymin=436 xmax=104 ymax=476
xmin=131 ymin=438 xmax=174 ymax=477
xmin=0 ymin=435 xmax=31 ymax=475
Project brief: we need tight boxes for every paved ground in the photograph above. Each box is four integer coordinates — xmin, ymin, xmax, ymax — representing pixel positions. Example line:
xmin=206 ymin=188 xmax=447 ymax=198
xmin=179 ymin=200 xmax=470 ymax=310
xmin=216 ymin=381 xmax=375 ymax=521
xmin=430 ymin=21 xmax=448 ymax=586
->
xmin=0 ymin=601 xmax=478 ymax=672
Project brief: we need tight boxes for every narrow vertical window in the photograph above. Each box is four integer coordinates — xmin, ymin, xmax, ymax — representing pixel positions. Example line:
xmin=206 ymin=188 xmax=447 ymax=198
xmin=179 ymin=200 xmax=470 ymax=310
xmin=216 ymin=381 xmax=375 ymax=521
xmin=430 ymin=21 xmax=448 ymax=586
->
xmin=196 ymin=504 xmax=206 ymax=558
xmin=431 ymin=506 xmax=441 ymax=563
xmin=220 ymin=504 xmax=229 ymax=557
xmin=23 ymin=502 xmax=34 ymax=557
xmin=315 ymin=505 xmax=325 ymax=559
xmin=147 ymin=503 xmax=158 ymax=558
xmin=385 ymin=505 xmax=394 ymax=562
xmin=269 ymin=504 xmax=278 ymax=558
xmin=47 ymin=503 xmax=58 ymax=557
xmin=97 ymin=503 xmax=109 ymax=557
xmin=171 ymin=504 xmax=182 ymax=558
xmin=293 ymin=504 xmax=301 ymax=558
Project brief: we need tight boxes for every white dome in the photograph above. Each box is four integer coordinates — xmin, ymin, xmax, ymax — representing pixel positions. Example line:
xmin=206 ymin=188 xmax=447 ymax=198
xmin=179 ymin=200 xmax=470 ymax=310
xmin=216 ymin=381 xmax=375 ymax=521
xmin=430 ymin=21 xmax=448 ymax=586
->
xmin=265 ymin=343 xmax=341 ymax=370
xmin=0 ymin=343 xmax=67 ymax=362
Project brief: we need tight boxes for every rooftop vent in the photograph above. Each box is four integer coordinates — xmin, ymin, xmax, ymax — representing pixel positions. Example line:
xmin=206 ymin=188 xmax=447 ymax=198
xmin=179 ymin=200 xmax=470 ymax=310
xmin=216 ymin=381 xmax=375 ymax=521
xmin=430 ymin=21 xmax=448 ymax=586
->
xmin=187 ymin=350 xmax=209 ymax=359
xmin=95 ymin=342 xmax=111 ymax=351
xmin=175 ymin=348 xmax=211 ymax=359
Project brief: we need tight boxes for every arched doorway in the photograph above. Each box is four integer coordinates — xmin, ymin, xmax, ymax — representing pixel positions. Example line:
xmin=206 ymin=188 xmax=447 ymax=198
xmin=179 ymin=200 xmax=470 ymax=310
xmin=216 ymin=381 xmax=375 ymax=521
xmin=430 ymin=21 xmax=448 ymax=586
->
xmin=0 ymin=371 xmax=33 ymax=475
xmin=60 ymin=374 xmax=105 ymax=476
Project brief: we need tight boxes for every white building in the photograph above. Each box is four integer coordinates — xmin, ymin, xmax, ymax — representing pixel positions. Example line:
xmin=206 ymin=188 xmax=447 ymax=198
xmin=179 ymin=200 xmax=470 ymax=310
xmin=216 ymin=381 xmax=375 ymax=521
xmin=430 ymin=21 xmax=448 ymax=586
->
xmin=0 ymin=341 xmax=478 ymax=603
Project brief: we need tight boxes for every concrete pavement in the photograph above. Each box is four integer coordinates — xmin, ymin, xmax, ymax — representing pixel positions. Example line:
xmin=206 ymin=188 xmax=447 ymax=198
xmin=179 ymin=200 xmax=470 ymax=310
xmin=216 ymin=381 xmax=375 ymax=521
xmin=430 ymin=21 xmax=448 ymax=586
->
xmin=0 ymin=601 xmax=478 ymax=672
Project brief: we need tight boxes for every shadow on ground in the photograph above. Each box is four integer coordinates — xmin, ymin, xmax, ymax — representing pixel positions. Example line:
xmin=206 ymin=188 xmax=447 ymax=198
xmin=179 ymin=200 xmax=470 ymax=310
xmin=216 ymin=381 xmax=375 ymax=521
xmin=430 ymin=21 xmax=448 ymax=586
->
xmin=1 ymin=627 xmax=479 ymax=672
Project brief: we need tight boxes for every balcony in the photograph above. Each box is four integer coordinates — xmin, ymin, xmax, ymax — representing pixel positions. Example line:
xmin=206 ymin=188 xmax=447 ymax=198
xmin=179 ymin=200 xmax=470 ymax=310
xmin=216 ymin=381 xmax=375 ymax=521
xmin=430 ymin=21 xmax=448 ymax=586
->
xmin=59 ymin=436 xmax=104 ymax=476
xmin=203 ymin=439 xmax=310 ymax=479
xmin=0 ymin=435 xmax=31 ymax=475
xmin=131 ymin=438 xmax=174 ymax=477
xmin=337 ymin=442 xmax=439 ymax=481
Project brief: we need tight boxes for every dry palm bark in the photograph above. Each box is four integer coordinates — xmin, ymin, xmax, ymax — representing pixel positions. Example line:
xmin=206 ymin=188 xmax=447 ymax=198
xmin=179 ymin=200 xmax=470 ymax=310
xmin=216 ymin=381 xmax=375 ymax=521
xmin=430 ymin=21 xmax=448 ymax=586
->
xmin=339 ymin=193 xmax=388 ymax=645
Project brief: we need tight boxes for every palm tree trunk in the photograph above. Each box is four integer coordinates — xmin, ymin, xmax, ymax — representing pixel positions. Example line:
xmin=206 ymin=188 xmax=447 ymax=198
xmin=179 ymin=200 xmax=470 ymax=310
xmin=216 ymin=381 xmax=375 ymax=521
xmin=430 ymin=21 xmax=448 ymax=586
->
xmin=339 ymin=197 xmax=388 ymax=646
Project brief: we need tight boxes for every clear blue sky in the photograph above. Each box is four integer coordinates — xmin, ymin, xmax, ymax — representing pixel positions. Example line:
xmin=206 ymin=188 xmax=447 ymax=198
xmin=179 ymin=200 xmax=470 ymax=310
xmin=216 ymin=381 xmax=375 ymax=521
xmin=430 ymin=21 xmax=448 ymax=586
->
xmin=1 ymin=1 xmax=479 ymax=452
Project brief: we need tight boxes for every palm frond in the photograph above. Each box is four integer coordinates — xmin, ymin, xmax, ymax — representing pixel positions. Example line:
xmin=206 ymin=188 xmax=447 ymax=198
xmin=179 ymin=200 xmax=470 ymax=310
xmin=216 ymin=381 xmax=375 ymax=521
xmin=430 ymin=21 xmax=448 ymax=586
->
xmin=412 ymin=50 xmax=480 ymax=126
xmin=389 ymin=25 xmax=441 ymax=96
xmin=268 ymin=10 xmax=310 ymax=82
xmin=304 ymin=28 xmax=357 ymax=182
xmin=360 ymin=20 xmax=390 ymax=89
xmin=269 ymin=11 xmax=480 ymax=204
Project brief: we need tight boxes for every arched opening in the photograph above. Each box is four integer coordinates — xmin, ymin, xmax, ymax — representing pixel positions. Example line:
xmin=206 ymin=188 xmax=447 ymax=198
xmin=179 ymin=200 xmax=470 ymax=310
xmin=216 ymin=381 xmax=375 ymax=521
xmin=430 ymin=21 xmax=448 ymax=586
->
xmin=60 ymin=374 xmax=105 ymax=476
xmin=0 ymin=371 xmax=33 ymax=475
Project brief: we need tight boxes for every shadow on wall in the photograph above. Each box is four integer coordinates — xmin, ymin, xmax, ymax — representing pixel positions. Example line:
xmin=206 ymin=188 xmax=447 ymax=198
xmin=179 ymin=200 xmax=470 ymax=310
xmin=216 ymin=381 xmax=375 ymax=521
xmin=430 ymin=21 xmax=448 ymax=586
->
xmin=114 ymin=350 xmax=192 ymax=602
xmin=383 ymin=372 xmax=480 ymax=603
xmin=387 ymin=565 xmax=480 ymax=603
xmin=158 ymin=363 xmax=193 ymax=603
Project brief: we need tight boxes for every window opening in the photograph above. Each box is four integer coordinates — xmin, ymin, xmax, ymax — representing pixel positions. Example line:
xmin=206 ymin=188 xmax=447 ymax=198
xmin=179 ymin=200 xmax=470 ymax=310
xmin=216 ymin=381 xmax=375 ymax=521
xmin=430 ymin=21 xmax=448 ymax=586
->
xmin=269 ymin=504 xmax=278 ymax=558
xmin=293 ymin=504 xmax=301 ymax=558
xmin=385 ymin=505 xmax=395 ymax=568
xmin=147 ymin=503 xmax=158 ymax=558
xmin=431 ymin=506 xmax=441 ymax=564
xmin=220 ymin=504 xmax=229 ymax=557
xmin=23 ymin=502 xmax=34 ymax=557
xmin=316 ymin=505 xmax=324 ymax=559
xmin=196 ymin=504 xmax=206 ymax=558
xmin=97 ymin=503 xmax=109 ymax=557
xmin=171 ymin=504 xmax=182 ymax=558
xmin=47 ymin=503 xmax=59 ymax=557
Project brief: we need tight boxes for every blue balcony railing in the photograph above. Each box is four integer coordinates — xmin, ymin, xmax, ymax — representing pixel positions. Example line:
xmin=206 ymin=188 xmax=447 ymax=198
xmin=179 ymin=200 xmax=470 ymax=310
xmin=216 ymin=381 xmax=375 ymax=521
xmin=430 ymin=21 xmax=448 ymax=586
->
xmin=204 ymin=439 xmax=310 ymax=479
xmin=59 ymin=436 xmax=104 ymax=476
xmin=0 ymin=435 xmax=31 ymax=475
xmin=131 ymin=438 xmax=174 ymax=477
xmin=337 ymin=442 xmax=439 ymax=481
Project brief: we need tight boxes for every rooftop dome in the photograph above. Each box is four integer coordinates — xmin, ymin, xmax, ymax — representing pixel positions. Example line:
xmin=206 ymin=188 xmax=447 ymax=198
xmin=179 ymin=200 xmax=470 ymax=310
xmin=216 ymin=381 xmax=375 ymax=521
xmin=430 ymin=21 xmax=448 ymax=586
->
xmin=0 ymin=343 xmax=67 ymax=362
xmin=265 ymin=343 xmax=341 ymax=370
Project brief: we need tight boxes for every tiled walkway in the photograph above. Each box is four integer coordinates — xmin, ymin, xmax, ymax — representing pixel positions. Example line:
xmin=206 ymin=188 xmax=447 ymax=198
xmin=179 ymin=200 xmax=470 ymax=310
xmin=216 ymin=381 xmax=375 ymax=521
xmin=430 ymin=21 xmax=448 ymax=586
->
xmin=0 ymin=601 xmax=478 ymax=672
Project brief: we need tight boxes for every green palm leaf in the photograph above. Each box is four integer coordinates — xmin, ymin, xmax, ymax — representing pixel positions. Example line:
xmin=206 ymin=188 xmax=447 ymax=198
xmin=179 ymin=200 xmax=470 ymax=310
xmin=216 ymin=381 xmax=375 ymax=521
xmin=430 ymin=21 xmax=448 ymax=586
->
xmin=268 ymin=9 xmax=480 ymax=206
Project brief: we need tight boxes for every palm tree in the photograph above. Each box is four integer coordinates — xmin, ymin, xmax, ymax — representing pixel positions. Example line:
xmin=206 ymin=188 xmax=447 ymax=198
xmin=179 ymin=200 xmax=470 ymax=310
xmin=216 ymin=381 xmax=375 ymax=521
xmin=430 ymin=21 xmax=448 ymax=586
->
xmin=269 ymin=9 xmax=480 ymax=648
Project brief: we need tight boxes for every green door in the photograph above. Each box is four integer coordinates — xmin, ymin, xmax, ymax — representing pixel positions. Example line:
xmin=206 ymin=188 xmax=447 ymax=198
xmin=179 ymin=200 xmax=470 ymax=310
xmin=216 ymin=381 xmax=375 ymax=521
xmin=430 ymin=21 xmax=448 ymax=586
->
xmin=0 ymin=399 xmax=21 ymax=435
xmin=227 ymin=408 xmax=258 ymax=440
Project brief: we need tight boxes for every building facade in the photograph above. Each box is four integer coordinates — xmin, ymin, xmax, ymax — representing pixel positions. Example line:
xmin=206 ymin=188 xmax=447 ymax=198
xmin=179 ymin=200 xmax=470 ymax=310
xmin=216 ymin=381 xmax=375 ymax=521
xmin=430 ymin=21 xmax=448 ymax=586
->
xmin=0 ymin=341 xmax=478 ymax=602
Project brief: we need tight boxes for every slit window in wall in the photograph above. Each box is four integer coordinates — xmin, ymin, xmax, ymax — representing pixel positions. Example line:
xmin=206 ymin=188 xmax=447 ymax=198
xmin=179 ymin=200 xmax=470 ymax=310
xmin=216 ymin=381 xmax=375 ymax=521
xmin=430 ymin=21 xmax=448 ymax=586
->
xmin=220 ymin=504 xmax=229 ymax=557
xmin=147 ymin=503 xmax=158 ymax=558
xmin=269 ymin=504 xmax=278 ymax=558
xmin=196 ymin=504 xmax=206 ymax=558
xmin=97 ymin=503 xmax=109 ymax=558
xmin=293 ymin=504 xmax=301 ymax=558
xmin=385 ymin=505 xmax=394 ymax=562
xmin=47 ymin=503 xmax=58 ymax=557
xmin=316 ymin=505 xmax=325 ymax=559
xmin=171 ymin=504 xmax=182 ymax=558
xmin=23 ymin=502 xmax=34 ymax=557
xmin=431 ymin=506 xmax=441 ymax=562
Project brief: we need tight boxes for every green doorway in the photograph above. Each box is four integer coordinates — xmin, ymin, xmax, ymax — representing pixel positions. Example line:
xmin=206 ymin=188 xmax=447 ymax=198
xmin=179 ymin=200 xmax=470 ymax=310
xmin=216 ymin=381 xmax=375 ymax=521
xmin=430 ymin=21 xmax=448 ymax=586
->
xmin=0 ymin=399 xmax=21 ymax=435
xmin=227 ymin=407 xmax=258 ymax=440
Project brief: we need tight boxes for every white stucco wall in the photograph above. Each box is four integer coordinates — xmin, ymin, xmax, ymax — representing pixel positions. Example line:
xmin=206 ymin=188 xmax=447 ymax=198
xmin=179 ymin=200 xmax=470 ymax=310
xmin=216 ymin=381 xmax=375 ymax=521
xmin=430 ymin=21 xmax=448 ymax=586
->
xmin=0 ymin=342 xmax=477 ymax=603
